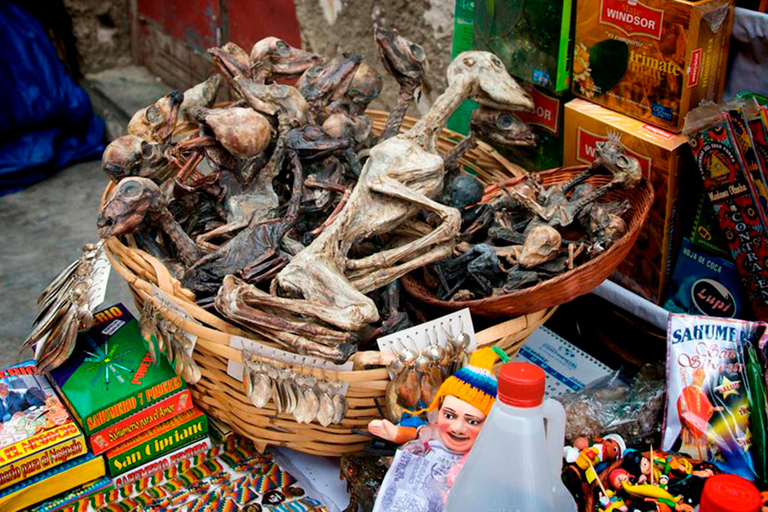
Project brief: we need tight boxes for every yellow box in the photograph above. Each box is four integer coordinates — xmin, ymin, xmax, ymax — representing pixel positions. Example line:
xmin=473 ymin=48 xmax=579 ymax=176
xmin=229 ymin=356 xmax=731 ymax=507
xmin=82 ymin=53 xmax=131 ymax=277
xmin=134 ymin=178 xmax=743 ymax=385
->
xmin=572 ymin=0 xmax=734 ymax=132
xmin=564 ymin=98 xmax=689 ymax=303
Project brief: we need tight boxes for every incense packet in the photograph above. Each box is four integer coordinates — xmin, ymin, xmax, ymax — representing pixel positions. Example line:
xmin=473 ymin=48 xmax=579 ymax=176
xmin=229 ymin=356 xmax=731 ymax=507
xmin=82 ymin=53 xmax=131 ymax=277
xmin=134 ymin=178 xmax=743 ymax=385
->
xmin=663 ymin=314 xmax=766 ymax=481
xmin=685 ymin=103 xmax=768 ymax=318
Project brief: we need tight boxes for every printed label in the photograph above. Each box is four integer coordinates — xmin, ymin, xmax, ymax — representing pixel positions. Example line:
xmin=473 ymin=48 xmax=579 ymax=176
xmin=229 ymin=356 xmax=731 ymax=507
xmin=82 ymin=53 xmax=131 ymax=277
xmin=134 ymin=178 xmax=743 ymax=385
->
xmin=517 ymin=88 xmax=561 ymax=135
xmin=599 ymin=0 xmax=664 ymax=40
xmin=652 ymin=103 xmax=674 ymax=121
xmin=688 ymin=48 xmax=703 ymax=88
xmin=641 ymin=123 xmax=675 ymax=140
xmin=576 ymin=128 xmax=653 ymax=179
xmin=691 ymin=279 xmax=737 ymax=318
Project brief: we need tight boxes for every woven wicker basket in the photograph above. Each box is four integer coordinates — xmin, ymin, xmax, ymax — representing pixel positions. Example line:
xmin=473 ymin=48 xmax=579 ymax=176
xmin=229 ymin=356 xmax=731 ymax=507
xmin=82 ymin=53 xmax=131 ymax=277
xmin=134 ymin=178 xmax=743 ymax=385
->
xmin=401 ymin=165 xmax=655 ymax=318
xmin=100 ymin=110 xmax=556 ymax=456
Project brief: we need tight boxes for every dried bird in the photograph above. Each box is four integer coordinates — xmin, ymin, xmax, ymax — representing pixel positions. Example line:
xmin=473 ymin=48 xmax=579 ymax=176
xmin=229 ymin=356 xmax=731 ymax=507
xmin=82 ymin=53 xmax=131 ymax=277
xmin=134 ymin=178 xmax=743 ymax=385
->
xmin=22 ymin=243 xmax=104 ymax=373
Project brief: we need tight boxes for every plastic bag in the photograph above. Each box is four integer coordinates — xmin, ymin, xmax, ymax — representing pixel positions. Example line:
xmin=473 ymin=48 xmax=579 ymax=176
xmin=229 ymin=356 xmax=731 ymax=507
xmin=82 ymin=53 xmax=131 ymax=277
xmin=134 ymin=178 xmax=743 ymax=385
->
xmin=0 ymin=3 xmax=104 ymax=195
xmin=662 ymin=314 xmax=766 ymax=481
xmin=560 ymin=363 xmax=665 ymax=444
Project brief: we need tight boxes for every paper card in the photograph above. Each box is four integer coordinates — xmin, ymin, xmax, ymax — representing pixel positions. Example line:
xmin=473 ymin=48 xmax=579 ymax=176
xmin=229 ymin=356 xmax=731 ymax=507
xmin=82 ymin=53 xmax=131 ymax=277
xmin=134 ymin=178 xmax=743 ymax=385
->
xmin=227 ymin=336 xmax=353 ymax=394
xmin=376 ymin=308 xmax=477 ymax=362
xmin=150 ymin=285 xmax=198 ymax=358
xmin=88 ymin=245 xmax=111 ymax=311
xmin=514 ymin=326 xmax=612 ymax=398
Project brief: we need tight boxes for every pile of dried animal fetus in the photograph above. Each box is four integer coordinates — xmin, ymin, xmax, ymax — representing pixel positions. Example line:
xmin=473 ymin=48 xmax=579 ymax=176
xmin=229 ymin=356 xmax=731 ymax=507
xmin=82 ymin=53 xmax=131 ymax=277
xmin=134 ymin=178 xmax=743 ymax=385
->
xmin=425 ymin=135 xmax=643 ymax=302
xmin=97 ymin=26 xmax=536 ymax=365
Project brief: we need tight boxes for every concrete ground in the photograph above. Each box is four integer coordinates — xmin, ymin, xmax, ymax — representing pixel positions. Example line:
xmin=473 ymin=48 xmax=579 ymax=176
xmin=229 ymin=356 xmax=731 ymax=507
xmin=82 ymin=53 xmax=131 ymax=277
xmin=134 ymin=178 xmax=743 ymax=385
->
xmin=0 ymin=160 xmax=136 ymax=368
xmin=0 ymin=66 xmax=163 ymax=369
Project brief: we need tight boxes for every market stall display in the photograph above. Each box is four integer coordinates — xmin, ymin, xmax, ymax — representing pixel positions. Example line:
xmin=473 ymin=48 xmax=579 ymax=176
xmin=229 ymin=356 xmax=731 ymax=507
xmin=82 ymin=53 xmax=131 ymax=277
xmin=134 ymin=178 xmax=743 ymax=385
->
xmin=10 ymin=0 xmax=768 ymax=509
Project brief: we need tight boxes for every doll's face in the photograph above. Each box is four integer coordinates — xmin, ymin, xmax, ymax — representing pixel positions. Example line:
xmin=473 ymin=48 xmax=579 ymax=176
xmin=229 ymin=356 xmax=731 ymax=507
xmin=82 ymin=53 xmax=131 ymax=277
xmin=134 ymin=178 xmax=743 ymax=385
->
xmin=603 ymin=439 xmax=621 ymax=461
xmin=640 ymin=457 xmax=651 ymax=475
xmin=436 ymin=395 xmax=486 ymax=453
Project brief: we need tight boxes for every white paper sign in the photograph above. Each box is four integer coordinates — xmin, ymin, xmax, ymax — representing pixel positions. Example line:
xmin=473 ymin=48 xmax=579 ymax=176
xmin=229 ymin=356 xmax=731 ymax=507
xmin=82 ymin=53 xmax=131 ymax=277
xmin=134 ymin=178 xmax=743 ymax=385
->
xmin=227 ymin=335 xmax=354 ymax=393
xmin=88 ymin=245 xmax=111 ymax=311
xmin=377 ymin=308 xmax=477 ymax=366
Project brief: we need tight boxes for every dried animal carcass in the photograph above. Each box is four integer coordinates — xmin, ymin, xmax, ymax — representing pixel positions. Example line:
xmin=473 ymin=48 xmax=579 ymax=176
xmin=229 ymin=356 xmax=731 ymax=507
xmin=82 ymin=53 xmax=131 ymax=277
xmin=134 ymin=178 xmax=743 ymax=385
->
xmin=213 ymin=51 xmax=533 ymax=362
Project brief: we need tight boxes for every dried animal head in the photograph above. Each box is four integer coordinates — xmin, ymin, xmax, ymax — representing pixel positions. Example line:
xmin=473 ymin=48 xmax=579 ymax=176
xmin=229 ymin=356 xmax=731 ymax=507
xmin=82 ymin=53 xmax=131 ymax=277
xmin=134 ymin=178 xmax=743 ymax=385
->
xmin=249 ymin=37 xmax=323 ymax=80
xmin=296 ymin=53 xmax=362 ymax=105
xmin=322 ymin=113 xmax=372 ymax=144
xmin=97 ymin=177 xmax=166 ymax=238
xmin=518 ymin=225 xmax=562 ymax=268
xmin=180 ymin=75 xmax=222 ymax=121
xmin=345 ymin=63 xmax=383 ymax=113
xmin=187 ymin=106 xmax=272 ymax=158
xmin=470 ymin=106 xmax=536 ymax=147
xmin=285 ymin=125 xmax=350 ymax=161
xmin=128 ymin=91 xmax=183 ymax=143
xmin=374 ymin=26 xmax=428 ymax=87
xmin=214 ymin=42 xmax=252 ymax=76
xmin=595 ymin=139 xmax=642 ymax=189
xmin=448 ymin=52 xmax=534 ymax=113
xmin=102 ymin=135 xmax=172 ymax=183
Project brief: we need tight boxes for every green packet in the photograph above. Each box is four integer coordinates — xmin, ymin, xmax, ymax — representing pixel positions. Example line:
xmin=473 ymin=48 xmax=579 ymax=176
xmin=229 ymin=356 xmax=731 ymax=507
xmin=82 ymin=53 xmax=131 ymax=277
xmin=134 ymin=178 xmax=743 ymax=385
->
xmin=49 ymin=304 xmax=186 ymax=436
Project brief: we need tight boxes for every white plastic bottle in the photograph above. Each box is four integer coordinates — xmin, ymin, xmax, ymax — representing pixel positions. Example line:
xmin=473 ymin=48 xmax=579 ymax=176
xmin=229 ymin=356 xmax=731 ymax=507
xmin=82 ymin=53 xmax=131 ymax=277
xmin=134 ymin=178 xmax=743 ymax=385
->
xmin=446 ymin=362 xmax=576 ymax=512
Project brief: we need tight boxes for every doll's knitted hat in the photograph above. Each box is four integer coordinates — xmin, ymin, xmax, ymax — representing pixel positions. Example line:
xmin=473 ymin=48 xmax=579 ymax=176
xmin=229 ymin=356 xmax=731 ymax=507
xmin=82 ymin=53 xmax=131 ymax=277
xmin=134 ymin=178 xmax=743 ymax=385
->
xmin=409 ymin=346 xmax=504 ymax=417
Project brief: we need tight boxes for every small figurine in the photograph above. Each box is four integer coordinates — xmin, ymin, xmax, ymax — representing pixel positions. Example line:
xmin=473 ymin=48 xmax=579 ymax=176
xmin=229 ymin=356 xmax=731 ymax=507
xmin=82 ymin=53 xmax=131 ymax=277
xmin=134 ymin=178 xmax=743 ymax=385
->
xmin=371 ymin=347 xmax=504 ymax=512
xmin=622 ymin=449 xmax=653 ymax=484
xmin=568 ymin=434 xmax=626 ymax=483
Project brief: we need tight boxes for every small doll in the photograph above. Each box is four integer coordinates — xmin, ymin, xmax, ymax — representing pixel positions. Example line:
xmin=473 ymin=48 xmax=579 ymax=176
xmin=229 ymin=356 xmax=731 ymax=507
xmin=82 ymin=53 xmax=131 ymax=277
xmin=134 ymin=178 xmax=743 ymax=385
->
xmin=566 ymin=434 xmax=626 ymax=483
xmin=371 ymin=347 xmax=503 ymax=512
xmin=622 ymin=449 xmax=653 ymax=484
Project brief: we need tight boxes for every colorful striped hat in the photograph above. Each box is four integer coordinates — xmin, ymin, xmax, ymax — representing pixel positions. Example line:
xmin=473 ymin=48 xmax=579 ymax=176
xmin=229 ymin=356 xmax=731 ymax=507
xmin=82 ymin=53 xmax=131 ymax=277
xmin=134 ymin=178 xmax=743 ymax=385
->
xmin=409 ymin=346 xmax=504 ymax=417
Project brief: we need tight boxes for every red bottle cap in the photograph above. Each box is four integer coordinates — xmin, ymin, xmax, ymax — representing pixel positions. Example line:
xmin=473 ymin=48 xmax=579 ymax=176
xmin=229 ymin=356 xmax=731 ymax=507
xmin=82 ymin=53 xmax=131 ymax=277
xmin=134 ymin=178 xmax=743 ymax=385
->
xmin=497 ymin=362 xmax=545 ymax=408
xmin=699 ymin=474 xmax=761 ymax=512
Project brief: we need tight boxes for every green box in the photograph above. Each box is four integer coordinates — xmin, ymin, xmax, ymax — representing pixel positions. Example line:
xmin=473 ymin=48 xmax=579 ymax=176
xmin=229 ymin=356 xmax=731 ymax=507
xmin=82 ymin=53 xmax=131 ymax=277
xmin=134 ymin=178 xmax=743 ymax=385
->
xmin=447 ymin=0 xmax=478 ymax=135
xmin=474 ymin=0 xmax=574 ymax=92
xmin=50 ymin=304 xmax=186 ymax=436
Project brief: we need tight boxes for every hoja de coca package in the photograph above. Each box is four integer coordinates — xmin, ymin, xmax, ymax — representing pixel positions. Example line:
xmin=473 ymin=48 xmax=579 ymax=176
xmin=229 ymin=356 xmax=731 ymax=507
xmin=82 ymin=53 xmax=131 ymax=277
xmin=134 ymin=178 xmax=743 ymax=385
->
xmin=685 ymin=104 xmax=768 ymax=318
xmin=663 ymin=314 xmax=767 ymax=481
xmin=572 ymin=0 xmax=734 ymax=132
xmin=564 ymin=98 xmax=689 ymax=303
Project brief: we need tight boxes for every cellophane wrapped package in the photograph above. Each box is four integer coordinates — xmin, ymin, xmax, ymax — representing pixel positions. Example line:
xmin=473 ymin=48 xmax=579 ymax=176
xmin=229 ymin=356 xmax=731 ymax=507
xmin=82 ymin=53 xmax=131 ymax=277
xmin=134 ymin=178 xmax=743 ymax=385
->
xmin=663 ymin=314 xmax=767 ymax=480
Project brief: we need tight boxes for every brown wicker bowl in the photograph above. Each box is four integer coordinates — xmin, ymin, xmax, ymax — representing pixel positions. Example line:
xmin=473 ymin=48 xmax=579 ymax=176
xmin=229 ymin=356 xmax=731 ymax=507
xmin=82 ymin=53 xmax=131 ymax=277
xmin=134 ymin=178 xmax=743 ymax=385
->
xmin=100 ymin=110 xmax=557 ymax=456
xmin=401 ymin=165 xmax=655 ymax=318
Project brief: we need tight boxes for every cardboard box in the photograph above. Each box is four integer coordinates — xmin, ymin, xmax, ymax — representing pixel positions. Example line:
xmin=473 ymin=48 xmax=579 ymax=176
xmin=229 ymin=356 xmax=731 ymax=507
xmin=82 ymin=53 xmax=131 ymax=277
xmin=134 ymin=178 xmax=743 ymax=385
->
xmin=448 ymin=0 xmax=479 ymax=135
xmin=572 ymin=0 xmax=734 ymax=132
xmin=564 ymin=98 xmax=689 ymax=303
xmin=502 ymin=83 xmax=571 ymax=171
xmin=110 ymin=436 xmax=211 ymax=489
xmin=473 ymin=0 xmax=574 ymax=92
xmin=49 ymin=304 xmax=186 ymax=437
xmin=0 ymin=361 xmax=87 ymax=491
xmin=105 ymin=407 xmax=208 ymax=477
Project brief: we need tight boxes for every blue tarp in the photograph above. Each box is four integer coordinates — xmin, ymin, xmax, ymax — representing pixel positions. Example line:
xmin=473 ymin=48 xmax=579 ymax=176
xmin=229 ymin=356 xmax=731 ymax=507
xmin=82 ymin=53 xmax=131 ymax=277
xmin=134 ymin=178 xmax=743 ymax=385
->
xmin=0 ymin=2 xmax=105 ymax=195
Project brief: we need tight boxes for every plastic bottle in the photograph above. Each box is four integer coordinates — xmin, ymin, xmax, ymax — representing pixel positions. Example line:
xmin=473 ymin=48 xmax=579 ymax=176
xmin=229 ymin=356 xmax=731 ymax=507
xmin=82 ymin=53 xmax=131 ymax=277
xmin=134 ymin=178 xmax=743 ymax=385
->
xmin=696 ymin=474 xmax=761 ymax=512
xmin=446 ymin=362 xmax=576 ymax=512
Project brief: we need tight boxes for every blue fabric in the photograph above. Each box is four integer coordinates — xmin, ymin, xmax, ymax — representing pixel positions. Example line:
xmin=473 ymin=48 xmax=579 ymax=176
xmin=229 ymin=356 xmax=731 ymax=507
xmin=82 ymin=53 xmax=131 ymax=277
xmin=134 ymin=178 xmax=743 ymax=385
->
xmin=0 ymin=3 xmax=105 ymax=195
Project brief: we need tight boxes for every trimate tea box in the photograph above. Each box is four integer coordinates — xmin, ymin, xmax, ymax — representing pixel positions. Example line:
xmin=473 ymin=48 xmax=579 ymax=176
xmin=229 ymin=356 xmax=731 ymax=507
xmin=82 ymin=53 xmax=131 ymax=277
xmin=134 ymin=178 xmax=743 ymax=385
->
xmin=572 ymin=0 xmax=734 ymax=132
xmin=564 ymin=98 xmax=689 ymax=303
xmin=473 ymin=0 xmax=575 ymax=92
xmin=0 ymin=361 xmax=87 ymax=491
xmin=105 ymin=407 xmax=208 ymax=477
xmin=49 ymin=304 xmax=187 ymax=445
